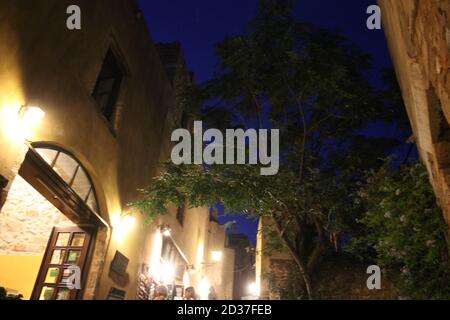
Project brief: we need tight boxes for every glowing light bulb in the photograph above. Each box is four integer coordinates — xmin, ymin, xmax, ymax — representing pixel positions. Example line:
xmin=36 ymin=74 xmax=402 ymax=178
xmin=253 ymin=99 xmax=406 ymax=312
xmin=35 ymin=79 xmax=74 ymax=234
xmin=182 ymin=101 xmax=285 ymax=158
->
xmin=19 ymin=106 xmax=45 ymax=129
xmin=199 ymin=277 xmax=210 ymax=300
xmin=248 ymin=282 xmax=260 ymax=297
xmin=211 ymin=250 xmax=222 ymax=262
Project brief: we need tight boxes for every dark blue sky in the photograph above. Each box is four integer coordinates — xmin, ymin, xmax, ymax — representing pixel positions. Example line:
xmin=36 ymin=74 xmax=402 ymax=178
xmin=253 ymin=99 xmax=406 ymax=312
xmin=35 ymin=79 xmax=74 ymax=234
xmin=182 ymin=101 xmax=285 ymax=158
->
xmin=138 ymin=0 xmax=395 ymax=245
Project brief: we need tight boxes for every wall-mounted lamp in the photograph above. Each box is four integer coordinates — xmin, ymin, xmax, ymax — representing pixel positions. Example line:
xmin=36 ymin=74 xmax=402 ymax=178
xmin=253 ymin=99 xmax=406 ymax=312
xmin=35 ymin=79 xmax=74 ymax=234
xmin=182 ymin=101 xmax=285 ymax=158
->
xmin=186 ymin=264 xmax=196 ymax=275
xmin=112 ymin=213 xmax=136 ymax=242
xmin=19 ymin=105 xmax=45 ymax=129
xmin=121 ymin=215 xmax=136 ymax=229
xmin=159 ymin=224 xmax=172 ymax=237
xmin=211 ymin=250 xmax=223 ymax=263
xmin=161 ymin=261 xmax=175 ymax=284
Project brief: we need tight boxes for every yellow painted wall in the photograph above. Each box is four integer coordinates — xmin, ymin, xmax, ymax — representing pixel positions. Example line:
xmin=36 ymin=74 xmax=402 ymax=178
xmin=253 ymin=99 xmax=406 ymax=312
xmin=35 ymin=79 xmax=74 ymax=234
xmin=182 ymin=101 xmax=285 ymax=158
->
xmin=0 ymin=0 xmax=177 ymax=300
xmin=0 ymin=255 xmax=43 ymax=300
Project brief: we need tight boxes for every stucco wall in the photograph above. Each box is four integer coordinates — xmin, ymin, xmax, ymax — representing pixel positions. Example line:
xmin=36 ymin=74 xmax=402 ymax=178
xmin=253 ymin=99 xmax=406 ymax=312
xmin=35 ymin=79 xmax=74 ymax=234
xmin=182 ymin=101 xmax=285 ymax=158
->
xmin=0 ymin=0 xmax=176 ymax=300
xmin=379 ymin=0 xmax=450 ymax=224
xmin=256 ymin=217 xmax=291 ymax=299
xmin=0 ymin=0 xmax=232 ymax=300
xmin=141 ymin=206 xmax=210 ymax=293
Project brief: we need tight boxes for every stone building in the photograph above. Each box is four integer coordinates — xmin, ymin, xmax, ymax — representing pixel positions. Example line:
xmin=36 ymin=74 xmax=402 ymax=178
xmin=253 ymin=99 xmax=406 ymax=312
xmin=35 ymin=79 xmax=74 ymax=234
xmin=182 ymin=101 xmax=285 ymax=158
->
xmin=379 ymin=0 xmax=450 ymax=225
xmin=255 ymin=217 xmax=291 ymax=300
xmin=227 ymin=234 xmax=255 ymax=300
xmin=0 ymin=0 xmax=234 ymax=300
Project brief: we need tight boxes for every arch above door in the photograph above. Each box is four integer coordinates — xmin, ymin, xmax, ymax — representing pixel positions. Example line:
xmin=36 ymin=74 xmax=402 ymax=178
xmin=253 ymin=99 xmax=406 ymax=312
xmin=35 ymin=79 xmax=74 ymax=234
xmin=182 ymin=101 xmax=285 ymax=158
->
xmin=20 ymin=143 xmax=108 ymax=228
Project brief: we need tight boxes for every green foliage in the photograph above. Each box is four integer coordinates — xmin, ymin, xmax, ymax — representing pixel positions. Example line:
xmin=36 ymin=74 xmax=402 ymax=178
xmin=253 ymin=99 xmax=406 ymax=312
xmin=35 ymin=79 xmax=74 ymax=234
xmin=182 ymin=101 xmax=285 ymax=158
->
xmin=351 ymin=163 xmax=450 ymax=299
xmin=132 ymin=0 xmax=407 ymax=299
xmin=263 ymin=261 xmax=306 ymax=300
xmin=131 ymin=162 xmax=298 ymax=223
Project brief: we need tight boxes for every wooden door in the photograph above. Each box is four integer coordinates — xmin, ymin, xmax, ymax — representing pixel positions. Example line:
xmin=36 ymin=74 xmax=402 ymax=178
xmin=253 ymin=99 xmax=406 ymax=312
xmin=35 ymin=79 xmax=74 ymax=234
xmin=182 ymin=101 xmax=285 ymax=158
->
xmin=32 ymin=226 xmax=95 ymax=300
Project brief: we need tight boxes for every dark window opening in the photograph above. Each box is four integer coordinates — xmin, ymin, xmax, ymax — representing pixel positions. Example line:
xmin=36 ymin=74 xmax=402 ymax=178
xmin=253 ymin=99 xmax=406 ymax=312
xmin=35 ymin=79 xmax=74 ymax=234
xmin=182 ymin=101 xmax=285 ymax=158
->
xmin=176 ymin=202 xmax=186 ymax=227
xmin=92 ymin=49 xmax=123 ymax=123
xmin=438 ymin=109 xmax=450 ymax=141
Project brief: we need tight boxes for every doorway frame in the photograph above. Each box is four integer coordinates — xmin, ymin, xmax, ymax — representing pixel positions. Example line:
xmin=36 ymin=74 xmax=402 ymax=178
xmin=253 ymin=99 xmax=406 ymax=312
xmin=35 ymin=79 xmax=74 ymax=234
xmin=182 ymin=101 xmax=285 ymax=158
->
xmin=18 ymin=145 xmax=107 ymax=300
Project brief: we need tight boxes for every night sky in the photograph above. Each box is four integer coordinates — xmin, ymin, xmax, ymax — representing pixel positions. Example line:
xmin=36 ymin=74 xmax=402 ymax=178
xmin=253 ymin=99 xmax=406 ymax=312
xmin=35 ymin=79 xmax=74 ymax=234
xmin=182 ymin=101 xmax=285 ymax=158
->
xmin=138 ymin=0 xmax=396 ymax=246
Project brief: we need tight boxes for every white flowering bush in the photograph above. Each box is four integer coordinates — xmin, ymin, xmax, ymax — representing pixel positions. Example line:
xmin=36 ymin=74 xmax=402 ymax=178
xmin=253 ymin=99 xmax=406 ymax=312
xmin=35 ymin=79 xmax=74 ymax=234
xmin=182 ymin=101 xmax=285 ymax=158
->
xmin=352 ymin=163 xmax=450 ymax=299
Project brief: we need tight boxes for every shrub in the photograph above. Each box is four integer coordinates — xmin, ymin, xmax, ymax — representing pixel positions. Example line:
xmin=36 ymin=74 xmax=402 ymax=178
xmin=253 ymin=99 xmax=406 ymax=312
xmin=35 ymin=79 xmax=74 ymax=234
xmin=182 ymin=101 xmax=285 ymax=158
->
xmin=352 ymin=163 xmax=450 ymax=299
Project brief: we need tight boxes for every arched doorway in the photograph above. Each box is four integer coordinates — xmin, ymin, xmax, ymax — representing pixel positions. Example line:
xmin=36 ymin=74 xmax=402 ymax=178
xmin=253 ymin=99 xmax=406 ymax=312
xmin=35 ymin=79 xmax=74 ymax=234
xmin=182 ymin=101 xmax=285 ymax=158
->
xmin=0 ymin=144 xmax=108 ymax=300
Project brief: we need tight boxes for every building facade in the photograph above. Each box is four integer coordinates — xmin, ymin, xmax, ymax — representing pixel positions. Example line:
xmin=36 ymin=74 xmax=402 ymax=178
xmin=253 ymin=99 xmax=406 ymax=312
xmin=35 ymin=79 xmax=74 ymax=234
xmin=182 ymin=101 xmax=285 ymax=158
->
xmin=0 ymin=0 xmax=233 ymax=300
xmin=379 ymin=0 xmax=450 ymax=226
xmin=256 ymin=217 xmax=290 ymax=300
xmin=227 ymin=234 xmax=255 ymax=300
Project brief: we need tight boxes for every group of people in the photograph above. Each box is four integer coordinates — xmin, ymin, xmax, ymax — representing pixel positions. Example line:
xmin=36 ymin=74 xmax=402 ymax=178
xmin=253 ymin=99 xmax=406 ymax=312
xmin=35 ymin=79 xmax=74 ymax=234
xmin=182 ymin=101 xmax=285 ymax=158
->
xmin=153 ymin=285 xmax=197 ymax=300
xmin=153 ymin=285 xmax=218 ymax=300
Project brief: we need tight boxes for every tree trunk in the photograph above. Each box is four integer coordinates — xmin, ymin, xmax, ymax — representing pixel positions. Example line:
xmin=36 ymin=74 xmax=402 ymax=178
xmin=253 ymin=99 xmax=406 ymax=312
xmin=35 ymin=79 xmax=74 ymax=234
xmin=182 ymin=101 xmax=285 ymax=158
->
xmin=273 ymin=217 xmax=313 ymax=300
xmin=307 ymin=218 xmax=327 ymax=274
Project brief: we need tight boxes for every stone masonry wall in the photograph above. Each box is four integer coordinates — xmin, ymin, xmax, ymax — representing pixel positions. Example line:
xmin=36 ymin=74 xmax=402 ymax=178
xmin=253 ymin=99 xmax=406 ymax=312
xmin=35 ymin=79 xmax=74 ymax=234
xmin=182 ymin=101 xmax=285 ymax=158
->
xmin=0 ymin=175 xmax=75 ymax=256
xmin=379 ymin=0 xmax=450 ymax=223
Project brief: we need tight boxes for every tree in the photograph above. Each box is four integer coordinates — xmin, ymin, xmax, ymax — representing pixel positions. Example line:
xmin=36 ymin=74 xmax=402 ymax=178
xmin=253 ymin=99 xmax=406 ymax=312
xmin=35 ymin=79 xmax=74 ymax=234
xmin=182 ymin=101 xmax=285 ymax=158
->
xmin=351 ymin=163 xmax=450 ymax=299
xmin=132 ymin=0 xmax=399 ymax=299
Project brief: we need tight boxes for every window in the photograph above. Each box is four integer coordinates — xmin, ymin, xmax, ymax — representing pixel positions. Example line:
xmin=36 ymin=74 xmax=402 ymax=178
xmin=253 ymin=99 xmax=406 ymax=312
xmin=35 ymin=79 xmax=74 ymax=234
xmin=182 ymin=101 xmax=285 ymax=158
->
xmin=35 ymin=147 xmax=99 ymax=214
xmin=92 ymin=49 xmax=123 ymax=123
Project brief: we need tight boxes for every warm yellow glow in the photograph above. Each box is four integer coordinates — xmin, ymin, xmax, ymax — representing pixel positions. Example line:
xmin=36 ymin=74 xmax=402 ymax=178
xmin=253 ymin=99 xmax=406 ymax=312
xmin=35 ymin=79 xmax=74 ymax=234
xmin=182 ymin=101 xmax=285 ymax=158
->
xmin=2 ymin=105 xmax=26 ymax=142
xmin=188 ymin=266 xmax=196 ymax=275
xmin=0 ymin=46 xmax=26 ymax=144
xmin=248 ymin=282 xmax=260 ymax=297
xmin=162 ymin=228 xmax=171 ymax=237
xmin=0 ymin=255 xmax=43 ymax=300
xmin=211 ymin=250 xmax=223 ymax=263
xmin=13 ymin=105 xmax=45 ymax=141
xmin=149 ymin=231 xmax=163 ymax=281
xmin=123 ymin=215 xmax=136 ymax=229
xmin=19 ymin=106 xmax=45 ymax=128
xmin=161 ymin=262 xmax=175 ymax=284
xmin=112 ymin=214 xmax=136 ymax=243
xmin=183 ymin=271 xmax=190 ymax=288
xmin=196 ymin=242 xmax=204 ymax=268
xmin=1 ymin=105 xmax=45 ymax=142
xmin=199 ymin=277 xmax=210 ymax=300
